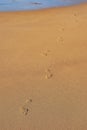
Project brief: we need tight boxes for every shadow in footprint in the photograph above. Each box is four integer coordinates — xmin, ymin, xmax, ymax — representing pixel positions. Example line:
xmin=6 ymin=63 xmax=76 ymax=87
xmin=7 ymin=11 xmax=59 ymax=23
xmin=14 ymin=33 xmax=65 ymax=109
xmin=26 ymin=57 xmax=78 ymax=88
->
xmin=57 ymin=36 xmax=64 ymax=44
xmin=45 ymin=68 xmax=53 ymax=79
xmin=20 ymin=99 xmax=32 ymax=116
xmin=40 ymin=50 xmax=51 ymax=57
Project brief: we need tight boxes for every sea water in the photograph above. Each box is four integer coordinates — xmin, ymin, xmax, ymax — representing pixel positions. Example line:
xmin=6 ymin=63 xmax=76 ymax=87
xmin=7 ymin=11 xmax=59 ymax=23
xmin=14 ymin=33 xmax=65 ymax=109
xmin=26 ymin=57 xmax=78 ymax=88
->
xmin=0 ymin=0 xmax=87 ymax=12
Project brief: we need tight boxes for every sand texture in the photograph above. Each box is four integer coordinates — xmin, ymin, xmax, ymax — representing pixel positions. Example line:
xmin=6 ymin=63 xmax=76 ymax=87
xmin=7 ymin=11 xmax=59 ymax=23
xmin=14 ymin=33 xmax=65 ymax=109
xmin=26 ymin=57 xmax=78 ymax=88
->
xmin=0 ymin=3 xmax=87 ymax=130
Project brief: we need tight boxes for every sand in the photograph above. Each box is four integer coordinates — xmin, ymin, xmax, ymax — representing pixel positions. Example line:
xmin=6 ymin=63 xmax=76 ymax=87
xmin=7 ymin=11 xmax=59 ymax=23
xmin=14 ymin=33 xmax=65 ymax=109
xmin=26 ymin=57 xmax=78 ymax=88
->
xmin=0 ymin=3 xmax=87 ymax=130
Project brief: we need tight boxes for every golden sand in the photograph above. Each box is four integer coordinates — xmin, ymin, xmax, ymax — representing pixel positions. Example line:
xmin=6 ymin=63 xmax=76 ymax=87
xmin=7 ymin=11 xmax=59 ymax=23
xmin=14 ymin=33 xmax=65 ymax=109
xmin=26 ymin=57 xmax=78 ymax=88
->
xmin=0 ymin=3 xmax=87 ymax=130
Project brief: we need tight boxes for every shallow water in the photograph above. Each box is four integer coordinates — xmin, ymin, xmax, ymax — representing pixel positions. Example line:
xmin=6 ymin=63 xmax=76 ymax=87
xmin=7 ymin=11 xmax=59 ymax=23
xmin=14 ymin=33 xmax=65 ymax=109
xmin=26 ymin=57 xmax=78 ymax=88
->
xmin=0 ymin=0 xmax=87 ymax=11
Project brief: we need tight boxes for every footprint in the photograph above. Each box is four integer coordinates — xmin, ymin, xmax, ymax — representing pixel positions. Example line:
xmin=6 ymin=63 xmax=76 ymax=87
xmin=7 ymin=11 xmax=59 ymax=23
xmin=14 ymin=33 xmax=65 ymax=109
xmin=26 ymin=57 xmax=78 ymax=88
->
xmin=40 ymin=50 xmax=51 ymax=57
xmin=74 ymin=13 xmax=77 ymax=17
xmin=20 ymin=99 xmax=32 ymax=116
xmin=45 ymin=68 xmax=53 ymax=79
xmin=62 ymin=28 xmax=64 ymax=31
xmin=20 ymin=106 xmax=29 ymax=116
xmin=57 ymin=36 xmax=64 ymax=43
xmin=73 ymin=13 xmax=79 ymax=23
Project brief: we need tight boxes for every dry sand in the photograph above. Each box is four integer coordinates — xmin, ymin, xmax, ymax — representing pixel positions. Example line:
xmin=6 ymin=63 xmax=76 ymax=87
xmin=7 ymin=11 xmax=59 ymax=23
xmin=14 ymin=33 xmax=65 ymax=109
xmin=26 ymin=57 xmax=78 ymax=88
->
xmin=0 ymin=3 xmax=87 ymax=130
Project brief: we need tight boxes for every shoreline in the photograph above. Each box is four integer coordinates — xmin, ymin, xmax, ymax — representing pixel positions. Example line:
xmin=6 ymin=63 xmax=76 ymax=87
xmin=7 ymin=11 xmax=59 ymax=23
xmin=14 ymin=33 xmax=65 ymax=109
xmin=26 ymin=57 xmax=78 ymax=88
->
xmin=0 ymin=2 xmax=87 ymax=13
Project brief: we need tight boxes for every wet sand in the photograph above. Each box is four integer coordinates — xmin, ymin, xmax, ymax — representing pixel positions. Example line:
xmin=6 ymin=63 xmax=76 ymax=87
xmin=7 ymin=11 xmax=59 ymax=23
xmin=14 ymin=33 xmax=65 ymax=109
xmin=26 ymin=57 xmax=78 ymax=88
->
xmin=0 ymin=3 xmax=87 ymax=130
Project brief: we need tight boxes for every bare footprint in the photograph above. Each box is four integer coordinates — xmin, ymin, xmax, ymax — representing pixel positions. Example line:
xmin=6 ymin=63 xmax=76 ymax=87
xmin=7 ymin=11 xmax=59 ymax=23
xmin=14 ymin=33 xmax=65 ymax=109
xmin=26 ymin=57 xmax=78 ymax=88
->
xmin=74 ymin=13 xmax=77 ymax=17
xmin=57 ymin=36 xmax=64 ymax=43
xmin=45 ymin=68 xmax=53 ymax=79
xmin=62 ymin=28 xmax=64 ymax=31
xmin=20 ymin=99 xmax=32 ymax=116
xmin=40 ymin=50 xmax=51 ymax=57
xmin=73 ymin=13 xmax=79 ymax=23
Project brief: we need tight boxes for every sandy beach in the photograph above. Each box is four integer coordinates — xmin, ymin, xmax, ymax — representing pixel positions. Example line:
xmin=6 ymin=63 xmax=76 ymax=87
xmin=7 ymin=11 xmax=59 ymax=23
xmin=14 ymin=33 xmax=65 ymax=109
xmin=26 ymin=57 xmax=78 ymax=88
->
xmin=0 ymin=3 xmax=87 ymax=130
